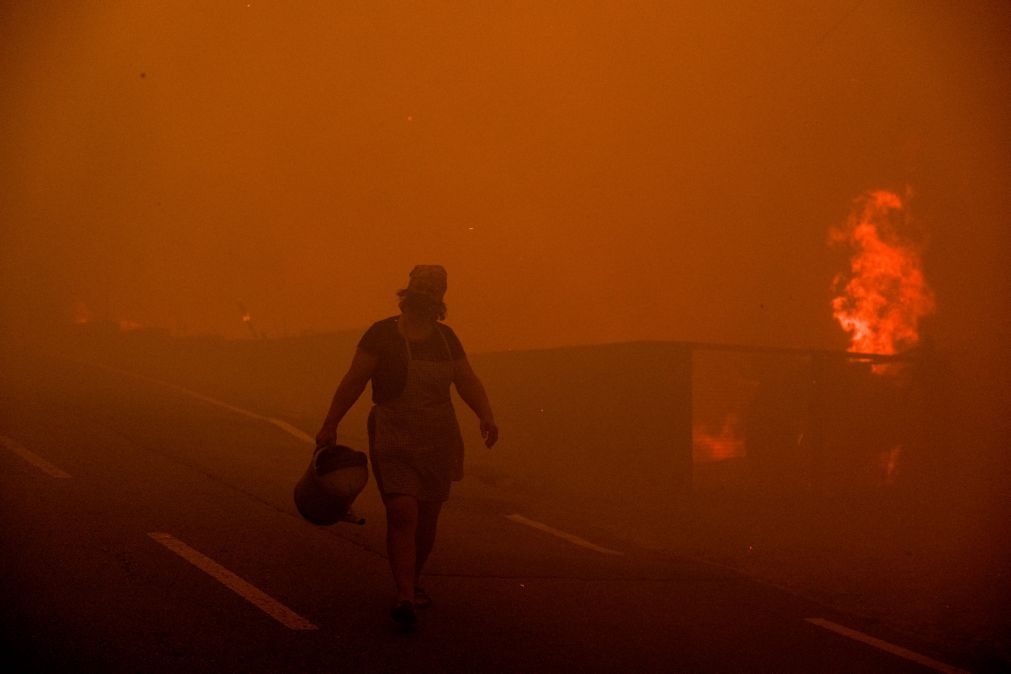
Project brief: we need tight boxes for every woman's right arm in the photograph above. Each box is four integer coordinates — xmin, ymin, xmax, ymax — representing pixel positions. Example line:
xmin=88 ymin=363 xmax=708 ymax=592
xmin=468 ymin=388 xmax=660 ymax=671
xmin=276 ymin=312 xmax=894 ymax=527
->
xmin=315 ymin=348 xmax=378 ymax=447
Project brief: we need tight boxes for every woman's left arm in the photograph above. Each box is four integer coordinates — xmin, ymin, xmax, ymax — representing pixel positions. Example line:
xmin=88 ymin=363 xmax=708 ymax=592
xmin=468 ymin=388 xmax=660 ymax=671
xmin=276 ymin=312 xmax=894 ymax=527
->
xmin=453 ymin=357 xmax=498 ymax=448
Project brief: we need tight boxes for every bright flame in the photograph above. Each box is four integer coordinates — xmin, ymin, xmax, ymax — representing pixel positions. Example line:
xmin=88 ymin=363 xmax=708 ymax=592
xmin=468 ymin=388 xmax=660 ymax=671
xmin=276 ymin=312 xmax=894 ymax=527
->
xmin=693 ymin=413 xmax=745 ymax=463
xmin=241 ymin=312 xmax=252 ymax=323
xmin=830 ymin=190 xmax=935 ymax=362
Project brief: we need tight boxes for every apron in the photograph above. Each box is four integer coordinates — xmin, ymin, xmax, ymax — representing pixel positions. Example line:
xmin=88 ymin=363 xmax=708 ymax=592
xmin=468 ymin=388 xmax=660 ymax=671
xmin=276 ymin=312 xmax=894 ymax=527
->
xmin=368 ymin=325 xmax=465 ymax=502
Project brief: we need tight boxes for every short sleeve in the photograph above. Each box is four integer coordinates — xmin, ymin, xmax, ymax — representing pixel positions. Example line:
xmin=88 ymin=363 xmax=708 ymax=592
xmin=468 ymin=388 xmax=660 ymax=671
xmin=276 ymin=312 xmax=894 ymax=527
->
xmin=440 ymin=324 xmax=466 ymax=359
xmin=357 ymin=321 xmax=385 ymax=354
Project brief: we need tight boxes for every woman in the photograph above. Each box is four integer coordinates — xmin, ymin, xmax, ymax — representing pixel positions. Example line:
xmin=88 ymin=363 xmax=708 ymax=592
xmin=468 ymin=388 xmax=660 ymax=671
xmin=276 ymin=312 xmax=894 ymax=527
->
xmin=315 ymin=265 xmax=498 ymax=627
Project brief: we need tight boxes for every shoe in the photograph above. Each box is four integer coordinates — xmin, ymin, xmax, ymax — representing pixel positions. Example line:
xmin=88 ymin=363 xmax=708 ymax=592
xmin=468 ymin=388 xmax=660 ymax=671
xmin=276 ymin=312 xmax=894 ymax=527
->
xmin=391 ymin=600 xmax=416 ymax=627
xmin=414 ymin=586 xmax=432 ymax=609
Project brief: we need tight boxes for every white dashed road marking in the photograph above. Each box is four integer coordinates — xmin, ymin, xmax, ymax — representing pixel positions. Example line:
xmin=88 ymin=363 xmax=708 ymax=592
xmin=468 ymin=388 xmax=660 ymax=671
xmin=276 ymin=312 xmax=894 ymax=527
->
xmin=805 ymin=618 xmax=967 ymax=673
xmin=149 ymin=532 xmax=317 ymax=630
xmin=102 ymin=366 xmax=628 ymax=561
xmin=506 ymin=513 xmax=625 ymax=556
xmin=99 ymin=366 xmax=315 ymax=445
xmin=81 ymin=364 xmax=969 ymax=669
xmin=1 ymin=435 xmax=71 ymax=478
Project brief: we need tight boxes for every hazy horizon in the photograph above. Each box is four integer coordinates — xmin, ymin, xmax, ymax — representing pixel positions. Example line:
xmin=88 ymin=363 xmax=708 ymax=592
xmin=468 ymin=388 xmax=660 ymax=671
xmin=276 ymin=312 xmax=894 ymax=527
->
xmin=3 ymin=2 xmax=1009 ymax=353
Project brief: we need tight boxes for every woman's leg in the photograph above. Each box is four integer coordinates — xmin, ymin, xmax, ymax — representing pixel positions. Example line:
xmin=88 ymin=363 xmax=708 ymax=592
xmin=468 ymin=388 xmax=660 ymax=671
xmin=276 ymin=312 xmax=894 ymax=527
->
xmin=383 ymin=494 xmax=419 ymax=603
xmin=415 ymin=499 xmax=443 ymax=582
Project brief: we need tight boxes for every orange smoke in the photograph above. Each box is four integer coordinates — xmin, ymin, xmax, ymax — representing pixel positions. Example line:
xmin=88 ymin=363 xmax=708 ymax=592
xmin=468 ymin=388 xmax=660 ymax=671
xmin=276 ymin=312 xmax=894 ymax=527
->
xmin=71 ymin=302 xmax=92 ymax=325
xmin=879 ymin=444 xmax=902 ymax=487
xmin=693 ymin=413 xmax=745 ymax=463
xmin=830 ymin=190 xmax=935 ymax=359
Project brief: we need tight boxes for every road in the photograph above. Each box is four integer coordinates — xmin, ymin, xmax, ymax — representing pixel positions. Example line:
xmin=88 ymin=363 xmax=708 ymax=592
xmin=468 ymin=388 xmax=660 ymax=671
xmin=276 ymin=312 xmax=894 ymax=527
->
xmin=0 ymin=354 xmax=968 ymax=673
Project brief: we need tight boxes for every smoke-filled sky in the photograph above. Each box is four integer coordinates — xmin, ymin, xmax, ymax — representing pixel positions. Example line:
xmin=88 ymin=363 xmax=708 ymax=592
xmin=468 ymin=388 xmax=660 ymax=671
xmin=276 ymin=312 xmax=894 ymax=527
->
xmin=2 ymin=1 xmax=1009 ymax=352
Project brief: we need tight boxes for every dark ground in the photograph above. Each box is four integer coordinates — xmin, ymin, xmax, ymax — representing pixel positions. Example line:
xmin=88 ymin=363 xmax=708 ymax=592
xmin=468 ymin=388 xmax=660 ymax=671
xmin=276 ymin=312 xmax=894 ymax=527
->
xmin=1 ymin=334 xmax=1006 ymax=671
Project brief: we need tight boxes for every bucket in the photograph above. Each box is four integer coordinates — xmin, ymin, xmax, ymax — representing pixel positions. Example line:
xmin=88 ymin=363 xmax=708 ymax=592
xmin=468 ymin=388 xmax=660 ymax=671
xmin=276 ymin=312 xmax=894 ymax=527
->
xmin=294 ymin=444 xmax=369 ymax=525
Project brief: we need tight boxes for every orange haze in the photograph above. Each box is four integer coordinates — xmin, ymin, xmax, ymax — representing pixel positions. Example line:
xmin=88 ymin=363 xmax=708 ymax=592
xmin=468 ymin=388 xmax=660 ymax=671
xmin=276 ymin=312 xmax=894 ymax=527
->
xmin=2 ymin=2 xmax=1009 ymax=353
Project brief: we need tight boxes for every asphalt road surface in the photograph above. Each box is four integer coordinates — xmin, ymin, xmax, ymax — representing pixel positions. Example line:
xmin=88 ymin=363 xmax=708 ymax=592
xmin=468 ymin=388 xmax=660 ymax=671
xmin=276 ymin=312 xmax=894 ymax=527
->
xmin=0 ymin=355 xmax=970 ymax=673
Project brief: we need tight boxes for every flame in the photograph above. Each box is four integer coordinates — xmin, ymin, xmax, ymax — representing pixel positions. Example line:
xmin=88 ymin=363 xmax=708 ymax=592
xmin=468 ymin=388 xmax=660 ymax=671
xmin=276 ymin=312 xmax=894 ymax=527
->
xmin=237 ymin=301 xmax=260 ymax=338
xmin=693 ymin=413 xmax=745 ymax=463
xmin=830 ymin=190 xmax=935 ymax=366
xmin=118 ymin=319 xmax=143 ymax=332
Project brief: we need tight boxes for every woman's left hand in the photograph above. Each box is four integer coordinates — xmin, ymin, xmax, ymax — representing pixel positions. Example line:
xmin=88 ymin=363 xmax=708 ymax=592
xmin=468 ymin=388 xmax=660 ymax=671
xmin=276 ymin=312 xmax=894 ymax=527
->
xmin=480 ymin=417 xmax=499 ymax=448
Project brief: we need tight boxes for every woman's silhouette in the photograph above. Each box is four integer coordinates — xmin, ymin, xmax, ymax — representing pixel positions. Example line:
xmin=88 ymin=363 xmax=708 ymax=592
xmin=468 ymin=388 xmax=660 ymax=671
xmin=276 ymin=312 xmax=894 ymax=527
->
xmin=316 ymin=265 xmax=498 ymax=626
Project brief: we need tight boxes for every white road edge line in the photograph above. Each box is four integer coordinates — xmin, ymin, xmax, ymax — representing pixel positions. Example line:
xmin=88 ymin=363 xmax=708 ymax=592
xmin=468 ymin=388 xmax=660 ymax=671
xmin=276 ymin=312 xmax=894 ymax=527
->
xmin=805 ymin=618 xmax=967 ymax=674
xmin=98 ymin=366 xmax=314 ymax=445
xmin=506 ymin=513 xmax=624 ymax=556
xmin=148 ymin=532 xmax=317 ymax=631
xmin=0 ymin=435 xmax=71 ymax=479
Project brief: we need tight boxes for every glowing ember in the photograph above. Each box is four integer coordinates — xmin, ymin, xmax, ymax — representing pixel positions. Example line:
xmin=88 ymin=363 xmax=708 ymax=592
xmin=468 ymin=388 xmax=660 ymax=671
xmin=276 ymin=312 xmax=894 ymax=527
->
xmin=830 ymin=190 xmax=935 ymax=362
xmin=879 ymin=444 xmax=902 ymax=486
xmin=237 ymin=301 xmax=260 ymax=338
xmin=71 ymin=302 xmax=92 ymax=325
xmin=693 ymin=413 xmax=745 ymax=463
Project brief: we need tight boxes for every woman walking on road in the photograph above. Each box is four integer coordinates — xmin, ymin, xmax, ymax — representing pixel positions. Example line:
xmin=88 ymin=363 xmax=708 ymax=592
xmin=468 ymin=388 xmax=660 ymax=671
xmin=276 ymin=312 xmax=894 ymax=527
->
xmin=316 ymin=265 xmax=498 ymax=627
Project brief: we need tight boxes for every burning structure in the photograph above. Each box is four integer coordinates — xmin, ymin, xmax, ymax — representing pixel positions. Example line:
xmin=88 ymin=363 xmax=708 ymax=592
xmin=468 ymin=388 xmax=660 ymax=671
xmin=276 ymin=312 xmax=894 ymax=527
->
xmin=692 ymin=189 xmax=943 ymax=496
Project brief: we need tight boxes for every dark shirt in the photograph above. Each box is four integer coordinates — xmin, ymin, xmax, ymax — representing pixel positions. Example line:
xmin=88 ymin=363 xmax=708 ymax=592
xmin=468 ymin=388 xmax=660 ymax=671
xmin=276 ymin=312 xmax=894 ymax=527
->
xmin=358 ymin=316 xmax=465 ymax=404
